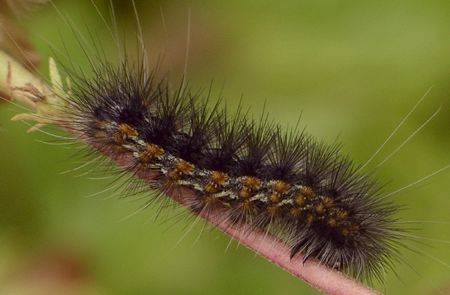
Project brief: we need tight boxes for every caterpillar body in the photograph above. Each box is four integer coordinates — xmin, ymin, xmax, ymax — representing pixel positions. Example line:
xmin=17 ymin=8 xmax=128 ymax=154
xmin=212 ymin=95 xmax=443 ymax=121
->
xmin=63 ymin=62 xmax=400 ymax=282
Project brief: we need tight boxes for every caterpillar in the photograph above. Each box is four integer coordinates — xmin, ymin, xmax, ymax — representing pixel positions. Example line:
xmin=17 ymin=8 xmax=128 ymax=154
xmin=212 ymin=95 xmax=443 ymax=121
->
xmin=0 ymin=1 xmax=449 ymax=294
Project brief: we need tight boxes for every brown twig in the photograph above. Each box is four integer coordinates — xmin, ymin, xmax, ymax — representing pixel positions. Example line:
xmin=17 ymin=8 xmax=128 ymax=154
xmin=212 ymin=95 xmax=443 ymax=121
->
xmin=0 ymin=50 xmax=379 ymax=295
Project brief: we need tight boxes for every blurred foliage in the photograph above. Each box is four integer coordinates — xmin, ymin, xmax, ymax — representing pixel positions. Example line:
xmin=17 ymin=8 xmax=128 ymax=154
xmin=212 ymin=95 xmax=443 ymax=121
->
xmin=0 ymin=0 xmax=449 ymax=294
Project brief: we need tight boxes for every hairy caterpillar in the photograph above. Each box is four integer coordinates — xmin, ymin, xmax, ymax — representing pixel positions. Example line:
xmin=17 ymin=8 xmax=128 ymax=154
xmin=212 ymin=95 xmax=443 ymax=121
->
xmin=0 ymin=1 xmax=450 ymax=294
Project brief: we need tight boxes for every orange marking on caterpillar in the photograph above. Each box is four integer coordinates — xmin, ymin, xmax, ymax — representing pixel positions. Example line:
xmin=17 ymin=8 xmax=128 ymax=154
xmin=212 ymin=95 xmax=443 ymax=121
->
xmin=273 ymin=180 xmax=289 ymax=193
xmin=295 ymin=194 xmax=306 ymax=207
xmin=175 ymin=159 xmax=195 ymax=174
xmin=209 ymin=171 xmax=228 ymax=185
xmin=204 ymin=182 xmax=219 ymax=194
xmin=239 ymin=187 xmax=252 ymax=198
xmin=323 ymin=196 xmax=335 ymax=208
xmin=269 ymin=192 xmax=281 ymax=203
xmin=112 ymin=123 xmax=138 ymax=144
xmin=315 ymin=203 xmax=326 ymax=215
xmin=139 ymin=143 xmax=165 ymax=162
xmin=300 ymin=186 xmax=315 ymax=200
xmin=242 ymin=176 xmax=260 ymax=189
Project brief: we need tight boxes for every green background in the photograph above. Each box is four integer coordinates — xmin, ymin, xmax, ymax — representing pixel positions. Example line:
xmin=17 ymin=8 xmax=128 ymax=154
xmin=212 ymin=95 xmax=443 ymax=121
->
xmin=0 ymin=0 xmax=449 ymax=294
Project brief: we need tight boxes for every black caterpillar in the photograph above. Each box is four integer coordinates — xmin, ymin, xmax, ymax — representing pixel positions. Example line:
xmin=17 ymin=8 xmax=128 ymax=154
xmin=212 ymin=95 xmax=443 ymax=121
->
xmin=57 ymin=59 xmax=402 ymax=281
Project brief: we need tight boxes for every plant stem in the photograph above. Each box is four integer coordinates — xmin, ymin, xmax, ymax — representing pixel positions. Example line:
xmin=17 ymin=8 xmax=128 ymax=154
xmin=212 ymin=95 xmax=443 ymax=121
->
xmin=0 ymin=50 xmax=379 ymax=295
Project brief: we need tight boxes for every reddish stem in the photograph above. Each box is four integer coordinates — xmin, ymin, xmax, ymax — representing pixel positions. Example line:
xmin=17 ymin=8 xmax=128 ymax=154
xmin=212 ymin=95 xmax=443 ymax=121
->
xmin=100 ymin=143 xmax=380 ymax=295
